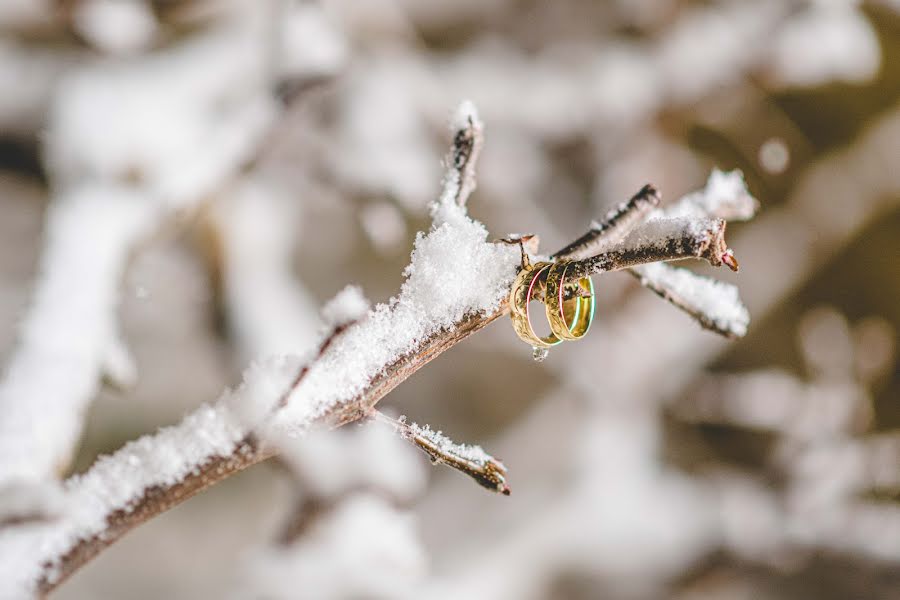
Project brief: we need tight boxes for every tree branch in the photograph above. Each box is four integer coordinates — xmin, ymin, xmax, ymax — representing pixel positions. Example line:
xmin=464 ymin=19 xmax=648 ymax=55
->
xmin=8 ymin=102 xmax=754 ymax=596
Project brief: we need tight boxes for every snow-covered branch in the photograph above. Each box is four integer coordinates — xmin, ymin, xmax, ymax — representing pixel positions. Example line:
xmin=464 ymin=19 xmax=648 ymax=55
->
xmin=0 ymin=101 xmax=756 ymax=596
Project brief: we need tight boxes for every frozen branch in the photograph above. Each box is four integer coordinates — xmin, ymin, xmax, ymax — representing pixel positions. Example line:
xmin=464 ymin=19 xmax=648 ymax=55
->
xmin=374 ymin=412 xmax=510 ymax=495
xmin=0 ymin=101 xmax=754 ymax=596
xmin=552 ymin=184 xmax=661 ymax=260
xmin=565 ymin=216 xmax=736 ymax=280
xmin=633 ymin=263 xmax=749 ymax=338
xmin=626 ymin=169 xmax=758 ymax=337
xmin=557 ymin=170 xmax=755 ymax=337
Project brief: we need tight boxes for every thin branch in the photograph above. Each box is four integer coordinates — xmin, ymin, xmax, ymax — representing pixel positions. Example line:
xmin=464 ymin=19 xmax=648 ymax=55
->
xmin=565 ymin=217 xmax=736 ymax=280
xmin=37 ymin=437 xmax=272 ymax=595
xmin=373 ymin=411 xmax=510 ymax=495
xmin=552 ymin=184 xmax=661 ymax=260
xmin=444 ymin=99 xmax=483 ymax=208
xmin=554 ymin=172 xmax=754 ymax=337
xmin=630 ymin=263 xmax=749 ymax=338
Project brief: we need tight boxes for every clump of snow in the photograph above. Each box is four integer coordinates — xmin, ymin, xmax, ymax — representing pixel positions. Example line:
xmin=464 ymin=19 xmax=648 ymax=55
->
xmin=450 ymin=98 xmax=479 ymax=134
xmin=271 ymin=212 xmax=516 ymax=431
xmin=431 ymin=100 xmax=482 ymax=227
xmin=638 ymin=262 xmax=750 ymax=337
xmin=272 ymin=103 xmax=517 ymax=432
xmin=661 ymin=169 xmax=758 ymax=222
xmin=238 ymin=494 xmax=425 ymax=600
xmin=321 ymin=285 xmax=370 ymax=329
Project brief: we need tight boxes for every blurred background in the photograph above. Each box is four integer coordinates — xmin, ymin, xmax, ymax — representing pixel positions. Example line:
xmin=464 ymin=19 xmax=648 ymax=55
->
xmin=0 ymin=0 xmax=898 ymax=598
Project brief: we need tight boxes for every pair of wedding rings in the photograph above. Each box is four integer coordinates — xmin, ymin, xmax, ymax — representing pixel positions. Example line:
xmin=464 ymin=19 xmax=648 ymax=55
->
xmin=509 ymin=259 xmax=595 ymax=349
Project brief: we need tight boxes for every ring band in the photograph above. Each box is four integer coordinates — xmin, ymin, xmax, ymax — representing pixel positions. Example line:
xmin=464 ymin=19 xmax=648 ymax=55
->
xmin=509 ymin=262 xmax=562 ymax=348
xmin=544 ymin=261 xmax=595 ymax=340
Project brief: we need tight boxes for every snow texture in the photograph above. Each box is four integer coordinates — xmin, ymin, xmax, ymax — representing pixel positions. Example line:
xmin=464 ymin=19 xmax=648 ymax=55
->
xmin=630 ymin=169 xmax=756 ymax=337
xmin=0 ymin=101 xmax=516 ymax=596
xmin=0 ymin=355 xmax=301 ymax=597
xmin=407 ymin=421 xmax=494 ymax=466
xmin=321 ymin=286 xmax=371 ymax=329
xmin=272 ymin=102 xmax=518 ymax=432
xmin=659 ymin=169 xmax=758 ymax=222
xmin=638 ymin=262 xmax=750 ymax=338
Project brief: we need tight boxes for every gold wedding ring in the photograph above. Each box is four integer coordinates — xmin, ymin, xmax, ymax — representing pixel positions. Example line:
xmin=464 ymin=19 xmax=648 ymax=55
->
xmin=544 ymin=261 xmax=594 ymax=341
xmin=509 ymin=260 xmax=596 ymax=349
xmin=509 ymin=262 xmax=561 ymax=348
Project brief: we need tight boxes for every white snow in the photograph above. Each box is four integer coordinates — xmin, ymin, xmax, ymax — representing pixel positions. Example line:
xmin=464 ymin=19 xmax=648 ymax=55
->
xmin=406 ymin=421 xmax=494 ymax=466
xmin=0 ymin=186 xmax=156 ymax=486
xmin=321 ymin=286 xmax=370 ymax=329
xmin=637 ymin=262 xmax=750 ymax=338
xmin=0 ymin=355 xmax=301 ymax=596
xmin=0 ymin=102 xmax=517 ymax=596
xmin=272 ymin=103 xmax=518 ymax=432
xmin=660 ymin=169 xmax=758 ymax=222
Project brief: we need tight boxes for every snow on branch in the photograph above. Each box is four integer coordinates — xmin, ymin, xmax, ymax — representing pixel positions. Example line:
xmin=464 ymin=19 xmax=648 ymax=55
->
xmin=634 ymin=263 xmax=750 ymax=338
xmin=375 ymin=412 xmax=510 ymax=495
xmin=556 ymin=169 xmax=757 ymax=338
xmin=0 ymin=101 xmax=757 ymax=596
xmin=552 ymin=184 xmax=661 ymax=260
xmin=565 ymin=215 xmax=737 ymax=279
xmin=629 ymin=169 xmax=759 ymax=338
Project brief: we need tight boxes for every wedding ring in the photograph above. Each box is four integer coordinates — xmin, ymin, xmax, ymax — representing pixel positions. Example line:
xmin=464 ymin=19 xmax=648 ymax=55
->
xmin=544 ymin=261 xmax=595 ymax=340
xmin=509 ymin=262 xmax=562 ymax=348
